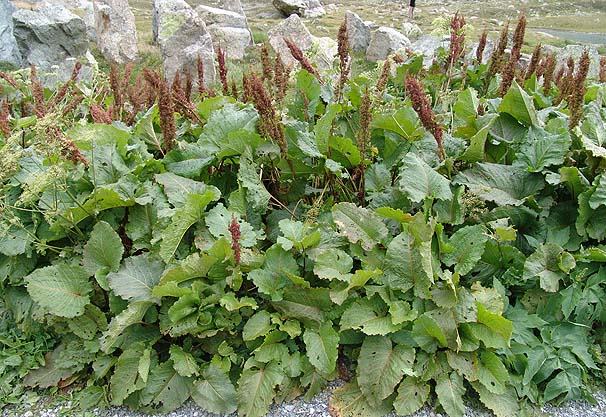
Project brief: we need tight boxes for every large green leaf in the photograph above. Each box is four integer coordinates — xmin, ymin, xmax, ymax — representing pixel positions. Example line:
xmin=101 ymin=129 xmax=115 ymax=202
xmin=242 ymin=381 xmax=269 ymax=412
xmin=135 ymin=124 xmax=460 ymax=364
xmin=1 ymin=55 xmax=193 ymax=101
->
xmin=82 ymin=221 xmax=123 ymax=277
xmin=478 ymin=351 xmax=509 ymax=394
xmin=412 ymin=313 xmax=448 ymax=352
xmin=398 ymin=153 xmax=452 ymax=202
xmin=108 ymin=254 xmax=164 ymax=303
xmin=332 ymin=203 xmax=389 ymax=250
xmin=238 ymin=152 xmax=272 ymax=213
xmin=383 ymin=228 xmax=433 ymax=298
xmin=192 ymin=365 xmax=237 ymax=415
xmin=393 ymin=376 xmax=430 ymax=416
xmin=170 ymin=345 xmax=199 ymax=377
xmin=237 ymin=362 xmax=284 ymax=417
xmin=63 ymin=187 xmax=135 ymax=226
xmin=435 ymin=372 xmax=466 ymax=417
xmin=110 ymin=342 xmax=147 ymax=405
xmin=313 ymin=248 xmax=353 ymax=281
xmin=25 ymin=264 xmax=92 ymax=318
xmin=371 ymin=106 xmax=423 ymax=140
xmin=472 ymin=382 xmax=520 ymax=417
xmin=522 ymin=243 xmax=568 ymax=292
xmin=454 ymin=163 xmax=544 ymax=206
xmin=498 ymin=80 xmax=538 ymax=126
xmin=100 ymin=301 xmax=152 ymax=353
xmin=205 ymin=203 xmax=264 ymax=247
xmin=197 ymin=103 xmax=259 ymax=155
xmin=159 ymin=191 xmax=218 ymax=262
xmin=155 ymin=172 xmax=220 ymax=208
xmin=340 ymin=298 xmax=401 ymax=336
xmin=328 ymin=381 xmax=392 ymax=417
xmin=442 ymin=225 xmax=488 ymax=276
xmin=357 ymin=336 xmax=415 ymax=405
xmin=303 ymin=321 xmax=339 ymax=374
xmin=139 ymin=360 xmax=193 ymax=413
xmin=517 ymin=127 xmax=571 ymax=172
xmin=248 ymin=245 xmax=299 ymax=301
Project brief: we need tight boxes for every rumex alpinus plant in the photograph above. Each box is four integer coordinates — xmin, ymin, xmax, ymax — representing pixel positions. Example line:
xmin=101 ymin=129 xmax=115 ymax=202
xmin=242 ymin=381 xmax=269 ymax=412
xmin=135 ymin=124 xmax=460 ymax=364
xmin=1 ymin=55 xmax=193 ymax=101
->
xmin=499 ymin=12 xmax=526 ymax=96
xmin=2 ymin=14 xmax=606 ymax=417
xmin=406 ymin=76 xmax=445 ymax=160
xmin=525 ymin=43 xmax=542 ymax=80
xmin=569 ymin=49 xmax=590 ymax=129
xmin=476 ymin=30 xmax=487 ymax=64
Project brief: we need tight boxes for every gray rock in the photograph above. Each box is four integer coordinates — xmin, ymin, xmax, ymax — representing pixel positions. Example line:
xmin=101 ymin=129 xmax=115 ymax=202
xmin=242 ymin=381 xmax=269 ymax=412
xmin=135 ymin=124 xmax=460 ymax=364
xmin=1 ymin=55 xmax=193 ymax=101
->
xmin=195 ymin=4 xmax=246 ymax=28
xmin=344 ymin=10 xmax=370 ymax=53
xmin=217 ymin=0 xmax=244 ymax=15
xmin=195 ymin=5 xmax=251 ymax=60
xmin=543 ymin=44 xmax=602 ymax=80
xmin=272 ymin=0 xmax=326 ymax=18
xmin=41 ymin=0 xmax=96 ymax=41
xmin=94 ymin=0 xmax=138 ymax=64
xmin=366 ymin=26 xmax=411 ymax=62
xmin=268 ymin=14 xmax=335 ymax=70
xmin=411 ymin=34 xmax=450 ymax=67
xmin=153 ymin=0 xmax=215 ymax=85
xmin=0 ymin=0 xmax=21 ymax=67
xmin=12 ymin=5 xmax=88 ymax=70
xmin=401 ymin=21 xmax=422 ymax=40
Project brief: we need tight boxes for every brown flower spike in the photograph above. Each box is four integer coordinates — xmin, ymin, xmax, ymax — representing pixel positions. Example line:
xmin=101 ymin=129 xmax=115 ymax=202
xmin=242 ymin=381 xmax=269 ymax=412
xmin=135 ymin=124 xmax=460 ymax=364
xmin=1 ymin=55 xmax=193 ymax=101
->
xmin=406 ymin=76 xmax=444 ymax=160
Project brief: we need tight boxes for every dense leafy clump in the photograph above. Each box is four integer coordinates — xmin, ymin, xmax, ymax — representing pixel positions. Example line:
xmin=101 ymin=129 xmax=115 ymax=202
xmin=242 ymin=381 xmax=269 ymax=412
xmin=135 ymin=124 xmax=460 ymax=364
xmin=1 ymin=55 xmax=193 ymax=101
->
xmin=2 ymin=13 xmax=606 ymax=417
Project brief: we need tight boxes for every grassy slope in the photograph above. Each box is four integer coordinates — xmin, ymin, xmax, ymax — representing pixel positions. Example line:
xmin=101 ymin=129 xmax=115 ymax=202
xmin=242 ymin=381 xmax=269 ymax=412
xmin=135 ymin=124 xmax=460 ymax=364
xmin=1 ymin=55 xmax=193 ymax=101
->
xmin=127 ymin=0 xmax=606 ymax=56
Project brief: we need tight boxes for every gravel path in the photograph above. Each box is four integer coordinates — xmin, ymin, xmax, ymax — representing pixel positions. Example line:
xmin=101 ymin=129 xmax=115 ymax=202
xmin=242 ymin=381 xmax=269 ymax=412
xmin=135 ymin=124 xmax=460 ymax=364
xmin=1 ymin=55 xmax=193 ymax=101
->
xmin=3 ymin=382 xmax=606 ymax=417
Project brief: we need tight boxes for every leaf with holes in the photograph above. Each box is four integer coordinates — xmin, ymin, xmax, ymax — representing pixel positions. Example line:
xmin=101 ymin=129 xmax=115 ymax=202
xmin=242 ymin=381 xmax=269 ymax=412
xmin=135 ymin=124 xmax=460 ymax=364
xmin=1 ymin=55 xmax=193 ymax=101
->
xmin=192 ymin=365 xmax=237 ymax=415
xmin=393 ymin=376 xmax=430 ymax=416
xmin=332 ymin=203 xmax=389 ymax=250
xmin=442 ymin=225 xmax=488 ymax=276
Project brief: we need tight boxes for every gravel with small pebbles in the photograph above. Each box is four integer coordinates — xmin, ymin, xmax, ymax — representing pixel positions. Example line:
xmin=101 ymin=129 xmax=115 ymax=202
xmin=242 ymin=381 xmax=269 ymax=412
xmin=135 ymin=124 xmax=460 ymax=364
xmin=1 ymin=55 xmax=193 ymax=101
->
xmin=3 ymin=381 xmax=606 ymax=417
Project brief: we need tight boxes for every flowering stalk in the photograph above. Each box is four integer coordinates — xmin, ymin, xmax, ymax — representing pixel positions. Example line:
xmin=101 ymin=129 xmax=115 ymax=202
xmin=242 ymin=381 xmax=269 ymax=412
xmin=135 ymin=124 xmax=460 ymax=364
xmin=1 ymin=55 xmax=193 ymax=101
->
xmin=0 ymin=101 xmax=10 ymax=137
xmin=600 ymin=56 xmax=606 ymax=83
xmin=499 ymin=12 xmax=526 ymax=96
xmin=260 ymin=42 xmax=274 ymax=82
xmin=284 ymin=37 xmax=323 ymax=84
xmin=542 ymin=53 xmax=556 ymax=95
xmin=29 ymin=65 xmax=47 ymax=117
xmin=217 ymin=46 xmax=229 ymax=95
xmin=446 ymin=12 xmax=466 ymax=74
xmin=524 ymin=43 xmax=542 ymax=80
xmin=569 ymin=49 xmax=590 ymax=129
xmin=375 ymin=59 xmax=391 ymax=101
xmin=476 ymin=30 xmax=487 ymax=64
xmin=485 ymin=21 xmax=509 ymax=91
xmin=90 ymin=103 xmax=113 ymax=124
xmin=406 ymin=76 xmax=444 ymax=160
xmin=0 ymin=71 xmax=19 ymax=89
xmin=336 ymin=20 xmax=351 ymax=102
xmin=228 ymin=214 xmax=241 ymax=265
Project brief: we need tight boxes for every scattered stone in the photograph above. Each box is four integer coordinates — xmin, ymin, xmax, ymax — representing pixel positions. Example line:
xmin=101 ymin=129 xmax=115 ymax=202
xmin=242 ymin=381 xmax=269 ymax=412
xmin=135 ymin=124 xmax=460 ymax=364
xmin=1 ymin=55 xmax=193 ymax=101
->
xmin=93 ymin=0 xmax=138 ymax=64
xmin=153 ymin=0 xmax=215 ymax=85
xmin=344 ymin=10 xmax=371 ymax=53
xmin=366 ymin=26 xmax=411 ymax=61
xmin=12 ymin=5 xmax=88 ymax=70
xmin=217 ymin=0 xmax=245 ymax=15
xmin=195 ymin=5 xmax=251 ymax=60
xmin=411 ymin=34 xmax=448 ymax=66
xmin=272 ymin=0 xmax=326 ymax=18
xmin=543 ymin=44 xmax=602 ymax=79
xmin=0 ymin=0 xmax=22 ymax=67
xmin=401 ymin=21 xmax=423 ymax=40
xmin=42 ymin=0 xmax=96 ymax=41
xmin=268 ymin=14 xmax=335 ymax=70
